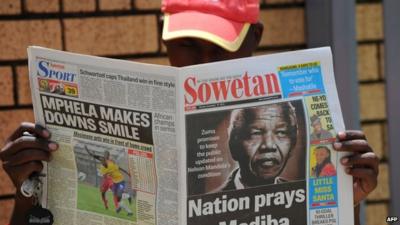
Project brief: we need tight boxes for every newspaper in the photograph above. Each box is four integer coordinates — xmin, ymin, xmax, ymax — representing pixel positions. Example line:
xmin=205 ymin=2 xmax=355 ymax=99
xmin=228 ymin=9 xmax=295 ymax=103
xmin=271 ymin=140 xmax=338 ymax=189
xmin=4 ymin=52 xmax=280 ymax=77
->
xmin=28 ymin=46 xmax=354 ymax=225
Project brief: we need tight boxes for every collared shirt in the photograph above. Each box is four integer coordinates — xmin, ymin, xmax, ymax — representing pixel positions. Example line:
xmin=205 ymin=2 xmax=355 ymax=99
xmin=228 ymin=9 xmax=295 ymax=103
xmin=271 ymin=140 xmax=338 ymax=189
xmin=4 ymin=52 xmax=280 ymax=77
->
xmin=233 ymin=169 xmax=286 ymax=189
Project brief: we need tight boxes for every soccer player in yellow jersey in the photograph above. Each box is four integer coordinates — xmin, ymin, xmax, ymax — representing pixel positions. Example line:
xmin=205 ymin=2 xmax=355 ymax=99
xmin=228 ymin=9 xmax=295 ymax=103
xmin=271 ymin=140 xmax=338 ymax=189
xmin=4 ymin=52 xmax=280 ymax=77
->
xmin=86 ymin=147 xmax=133 ymax=215
xmin=85 ymin=146 xmax=115 ymax=209
xmin=100 ymin=151 xmax=133 ymax=216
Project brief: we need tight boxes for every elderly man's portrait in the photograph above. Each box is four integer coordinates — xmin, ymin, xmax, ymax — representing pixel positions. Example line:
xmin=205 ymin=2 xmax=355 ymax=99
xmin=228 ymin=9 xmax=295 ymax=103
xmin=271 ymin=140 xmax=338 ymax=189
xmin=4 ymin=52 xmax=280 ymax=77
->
xmin=186 ymin=100 xmax=306 ymax=196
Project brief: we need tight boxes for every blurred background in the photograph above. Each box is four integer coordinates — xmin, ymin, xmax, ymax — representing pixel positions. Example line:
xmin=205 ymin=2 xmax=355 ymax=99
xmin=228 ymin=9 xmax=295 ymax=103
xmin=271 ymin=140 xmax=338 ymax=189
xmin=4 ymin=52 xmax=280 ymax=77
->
xmin=0 ymin=0 xmax=398 ymax=224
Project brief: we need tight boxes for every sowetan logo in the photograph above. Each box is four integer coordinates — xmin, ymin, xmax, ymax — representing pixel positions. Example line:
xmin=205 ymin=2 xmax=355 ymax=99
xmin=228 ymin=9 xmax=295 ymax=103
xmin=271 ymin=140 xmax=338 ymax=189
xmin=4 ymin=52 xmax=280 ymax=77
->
xmin=37 ymin=60 xmax=76 ymax=82
xmin=184 ymin=72 xmax=281 ymax=106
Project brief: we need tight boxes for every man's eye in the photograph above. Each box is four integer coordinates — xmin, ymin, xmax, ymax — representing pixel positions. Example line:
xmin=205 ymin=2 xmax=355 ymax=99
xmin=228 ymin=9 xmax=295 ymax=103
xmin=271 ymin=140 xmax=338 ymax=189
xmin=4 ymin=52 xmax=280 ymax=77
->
xmin=250 ymin=129 xmax=262 ymax=136
xmin=276 ymin=130 xmax=288 ymax=137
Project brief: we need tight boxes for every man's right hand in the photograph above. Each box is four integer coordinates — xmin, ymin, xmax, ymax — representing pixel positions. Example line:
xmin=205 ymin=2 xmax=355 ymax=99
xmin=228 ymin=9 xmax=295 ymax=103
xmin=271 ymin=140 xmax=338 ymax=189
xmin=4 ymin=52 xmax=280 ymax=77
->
xmin=0 ymin=122 xmax=58 ymax=225
xmin=0 ymin=122 xmax=58 ymax=190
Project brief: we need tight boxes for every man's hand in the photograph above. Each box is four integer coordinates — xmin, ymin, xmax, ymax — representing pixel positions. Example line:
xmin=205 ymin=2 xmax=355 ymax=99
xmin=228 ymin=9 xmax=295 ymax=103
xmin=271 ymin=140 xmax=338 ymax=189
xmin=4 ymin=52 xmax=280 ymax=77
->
xmin=0 ymin=122 xmax=58 ymax=225
xmin=0 ymin=122 xmax=58 ymax=189
xmin=333 ymin=130 xmax=379 ymax=205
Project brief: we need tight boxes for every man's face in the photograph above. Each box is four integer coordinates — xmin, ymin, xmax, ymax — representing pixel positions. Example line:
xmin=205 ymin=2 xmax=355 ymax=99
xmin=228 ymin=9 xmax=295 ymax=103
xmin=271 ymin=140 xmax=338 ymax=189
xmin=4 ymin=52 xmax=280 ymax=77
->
xmin=236 ymin=104 xmax=293 ymax=182
xmin=164 ymin=24 xmax=263 ymax=67
xmin=312 ymin=121 xmax=322 ymax=133
xmin=165 ymin=38 xmax=254 ymax=67
xmin=315 ymin=148 xmax=329 ymax=165
xmin=104 ymin=151 xmax=110 ymax=159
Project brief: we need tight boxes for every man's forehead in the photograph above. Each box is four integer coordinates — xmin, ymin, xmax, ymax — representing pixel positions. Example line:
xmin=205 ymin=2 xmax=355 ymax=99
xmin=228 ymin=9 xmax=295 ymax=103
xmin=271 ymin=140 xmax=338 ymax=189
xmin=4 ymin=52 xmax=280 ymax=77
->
xmin=170 ymin=37 xmax=224 ymax=50
xmin=250 ymin=105 xmax=284 ymax=119
xmin=231 ymin=104 xmax=290 ymax=127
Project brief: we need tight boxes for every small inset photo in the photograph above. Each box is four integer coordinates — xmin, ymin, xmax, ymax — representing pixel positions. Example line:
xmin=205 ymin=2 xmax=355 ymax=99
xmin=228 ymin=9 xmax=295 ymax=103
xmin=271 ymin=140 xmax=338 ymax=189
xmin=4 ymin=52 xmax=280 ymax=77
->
xmin=309 ymin=114 xmax=334 ymax=144
xmin=310 ymin=145 xmax=337 ymax=178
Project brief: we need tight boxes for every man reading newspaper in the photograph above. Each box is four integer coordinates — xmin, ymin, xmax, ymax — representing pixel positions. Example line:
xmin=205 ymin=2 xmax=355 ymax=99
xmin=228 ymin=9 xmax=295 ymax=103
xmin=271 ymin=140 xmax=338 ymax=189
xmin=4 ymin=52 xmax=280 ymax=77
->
xmin=0 ymin=0 xmax=379 ymax=225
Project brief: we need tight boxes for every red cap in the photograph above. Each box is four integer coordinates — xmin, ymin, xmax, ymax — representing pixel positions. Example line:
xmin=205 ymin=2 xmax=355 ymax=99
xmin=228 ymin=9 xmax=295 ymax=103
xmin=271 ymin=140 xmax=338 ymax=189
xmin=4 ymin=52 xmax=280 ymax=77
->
xmin=162 ymin=0 xmax=260 ymax=52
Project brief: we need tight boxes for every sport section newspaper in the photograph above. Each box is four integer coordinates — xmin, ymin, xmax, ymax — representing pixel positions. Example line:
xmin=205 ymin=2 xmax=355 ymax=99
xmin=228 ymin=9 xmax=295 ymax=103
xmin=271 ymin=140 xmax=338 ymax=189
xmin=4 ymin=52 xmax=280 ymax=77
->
xmin=28 ymin=46 xmax=354 ymax=225
xmin=28 ymin=47 xmax=178 ymax=225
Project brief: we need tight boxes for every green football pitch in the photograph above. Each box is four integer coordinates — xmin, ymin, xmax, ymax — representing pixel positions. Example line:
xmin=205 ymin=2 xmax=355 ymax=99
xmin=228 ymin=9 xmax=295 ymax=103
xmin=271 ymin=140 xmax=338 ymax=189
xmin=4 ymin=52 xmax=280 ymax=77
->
xmin=77 ymin=182 xmax=137 ymax=221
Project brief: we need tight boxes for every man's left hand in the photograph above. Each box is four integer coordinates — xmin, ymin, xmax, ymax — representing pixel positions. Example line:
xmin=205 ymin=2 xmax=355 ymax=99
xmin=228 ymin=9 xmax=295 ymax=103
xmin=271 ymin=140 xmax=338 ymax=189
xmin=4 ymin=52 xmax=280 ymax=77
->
xmin=333 ymin=130 xmax=379 ymax=205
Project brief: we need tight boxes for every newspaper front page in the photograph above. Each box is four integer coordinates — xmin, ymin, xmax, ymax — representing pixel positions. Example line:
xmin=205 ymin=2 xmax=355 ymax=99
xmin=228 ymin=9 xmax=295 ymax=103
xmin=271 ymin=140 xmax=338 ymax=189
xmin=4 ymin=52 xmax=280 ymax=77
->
xmin=28 ymin=47 xmax=353 ymax=225
xmin=179 ymin=48 xmax=353 ymax=225
xmin=28 ymin=47 xmax=179 ymax=225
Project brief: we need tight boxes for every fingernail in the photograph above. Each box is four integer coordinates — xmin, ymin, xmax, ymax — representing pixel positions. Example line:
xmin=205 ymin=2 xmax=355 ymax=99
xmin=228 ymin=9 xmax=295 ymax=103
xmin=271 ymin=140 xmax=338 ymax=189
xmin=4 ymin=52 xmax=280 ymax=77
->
xmin=345 ymin=167 xmax=351 ymax=174
xmin=49 ymin=142 xmax=58 ymax=150
xmin=337 ymin=131 xmax=346 ymax=139
xmin=341 ymin=157 xmax=349 ymax=164
xmin=42 ymin=130 xmax=50 ymax=138
xmin=333 ymin=142 xmax=342 ymax=149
